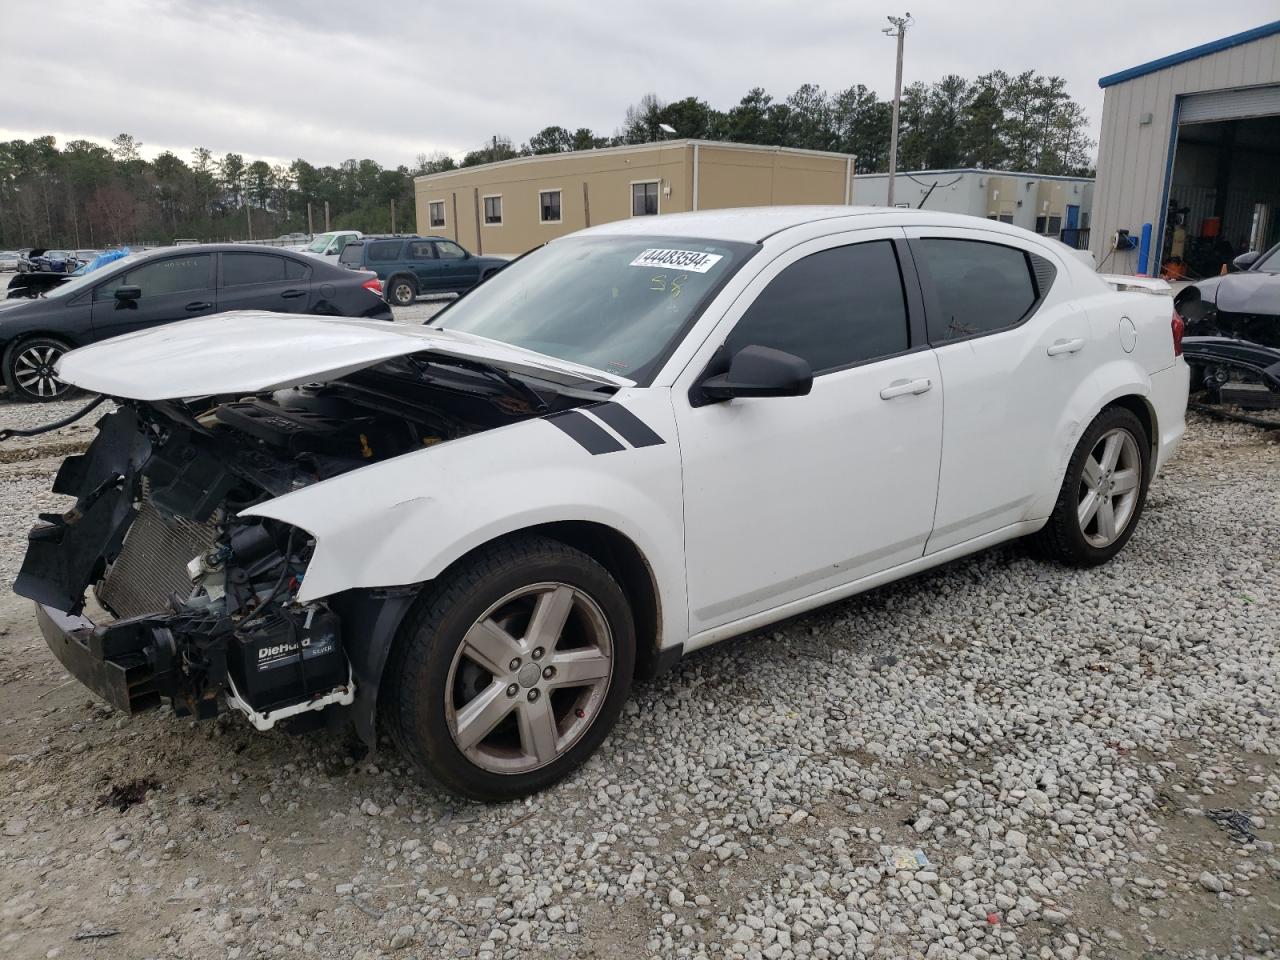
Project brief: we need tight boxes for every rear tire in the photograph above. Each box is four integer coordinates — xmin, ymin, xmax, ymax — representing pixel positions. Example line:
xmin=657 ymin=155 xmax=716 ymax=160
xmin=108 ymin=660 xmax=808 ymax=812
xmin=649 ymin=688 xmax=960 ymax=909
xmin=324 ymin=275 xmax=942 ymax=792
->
xmin=388 ymin=275 xmax=417 ymax=307
xmin=1035 ymin=406 xmax=1150 ymax=566
xmin=387 ymin=536 xmax=635 ymax=802
xmin=4 ymin=336 xmax=75 ymax=402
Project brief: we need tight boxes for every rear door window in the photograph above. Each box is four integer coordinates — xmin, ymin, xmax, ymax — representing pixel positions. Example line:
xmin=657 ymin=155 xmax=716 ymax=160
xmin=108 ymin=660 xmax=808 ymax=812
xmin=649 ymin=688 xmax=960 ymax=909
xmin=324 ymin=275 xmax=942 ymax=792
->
xmin=222 ymin=253 xmax=286 ymax=286
xmin=725 ymin=240 xmax=910 ymax=374
xmin=915 ymin=239 xmax=1038 ymax=344
xmin=284 ymin=258 xmax=310 ymax=280
xmin=409 ymin=241 xmax=436 ymax=260
xmin=338 ymin=243 xmax=364 ymax=267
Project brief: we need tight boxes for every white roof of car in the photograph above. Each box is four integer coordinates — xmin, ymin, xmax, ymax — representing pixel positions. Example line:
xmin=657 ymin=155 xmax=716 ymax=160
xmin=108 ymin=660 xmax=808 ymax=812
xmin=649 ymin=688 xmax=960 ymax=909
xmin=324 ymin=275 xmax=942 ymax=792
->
xmin=581 ymin=205 xmax=1032 ymax=244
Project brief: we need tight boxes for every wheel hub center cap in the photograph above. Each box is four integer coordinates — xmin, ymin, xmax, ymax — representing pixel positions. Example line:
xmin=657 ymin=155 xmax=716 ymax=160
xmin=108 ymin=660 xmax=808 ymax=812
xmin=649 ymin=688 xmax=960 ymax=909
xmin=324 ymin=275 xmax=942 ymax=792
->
xmin=517 ymin=663 xmax=541 ymax=688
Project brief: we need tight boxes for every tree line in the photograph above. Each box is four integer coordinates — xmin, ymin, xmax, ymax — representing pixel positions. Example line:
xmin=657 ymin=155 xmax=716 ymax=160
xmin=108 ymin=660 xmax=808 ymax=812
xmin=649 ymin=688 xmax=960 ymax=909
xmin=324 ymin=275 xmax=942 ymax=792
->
xmin=0 ymin=70 xmax=1092 ymax=248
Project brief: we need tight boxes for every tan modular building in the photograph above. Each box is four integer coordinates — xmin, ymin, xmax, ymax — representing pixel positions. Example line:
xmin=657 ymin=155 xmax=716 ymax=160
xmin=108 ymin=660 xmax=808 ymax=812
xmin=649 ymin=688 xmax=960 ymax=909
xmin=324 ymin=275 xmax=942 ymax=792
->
xmin=1092 ymin=21 xmax=1280 ymax=276
xmin=414 ymin=140 xmax=857 ymax=256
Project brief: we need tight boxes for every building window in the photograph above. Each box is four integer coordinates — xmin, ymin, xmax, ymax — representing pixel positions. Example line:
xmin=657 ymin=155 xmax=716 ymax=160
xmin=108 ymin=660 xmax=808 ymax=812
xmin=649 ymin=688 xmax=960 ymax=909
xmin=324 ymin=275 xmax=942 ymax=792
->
xmin=539 ymin=189 xmax=562 ymax=224
xmin=997 ymin=214 xmax=1014 ymax=225
xmin=632 ymin=181 xmax=659 ymax=216
xmin=428 ymin=200 xmax=446 ymax=229
xmin=483 ymin=195 xmax=502 ymax=225
xmin=1035 ymin=216 xmax=1048 ymax=234
xmin=1047 ymin=215 xmax=1062 ymax=235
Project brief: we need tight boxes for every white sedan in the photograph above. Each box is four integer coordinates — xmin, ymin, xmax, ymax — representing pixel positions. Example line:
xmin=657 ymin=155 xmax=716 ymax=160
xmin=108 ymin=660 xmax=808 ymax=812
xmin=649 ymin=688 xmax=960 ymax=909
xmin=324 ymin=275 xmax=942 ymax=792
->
xmin=17 ymin=207 xmax=1188 ymax=801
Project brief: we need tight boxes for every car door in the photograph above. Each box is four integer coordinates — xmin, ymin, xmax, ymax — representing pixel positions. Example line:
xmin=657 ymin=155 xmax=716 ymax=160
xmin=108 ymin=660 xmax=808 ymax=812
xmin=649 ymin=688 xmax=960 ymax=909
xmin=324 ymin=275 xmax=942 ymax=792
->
xmin=90 ymin=252 xmax=216 ymax=339
xmin=217 ymin=252 xmax=311 ymax=314
xmin=674 ymin=231 xmax=944 ymax=636
xmin=408 ymin=240 xmax=443 ymax=290
xmin=903 ymin=227 xmax=1091 ymax=553
xmin=434 ymin=240 xmax=480 ymax=292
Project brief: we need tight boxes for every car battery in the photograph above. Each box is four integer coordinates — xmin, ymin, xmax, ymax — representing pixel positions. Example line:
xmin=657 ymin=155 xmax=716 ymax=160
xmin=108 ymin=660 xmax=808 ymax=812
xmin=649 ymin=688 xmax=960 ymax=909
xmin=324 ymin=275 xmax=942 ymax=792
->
xmin=228 ymin=605 xmax=346 ymax=714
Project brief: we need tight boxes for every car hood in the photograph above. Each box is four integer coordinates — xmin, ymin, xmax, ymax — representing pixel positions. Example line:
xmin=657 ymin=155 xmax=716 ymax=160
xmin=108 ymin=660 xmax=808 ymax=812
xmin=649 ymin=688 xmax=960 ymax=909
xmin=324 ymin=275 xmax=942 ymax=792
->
xmin=1193 ymin=271 xmax=1280 ymax=315
xmin=55 ymin=310 xmax=634 ymax=400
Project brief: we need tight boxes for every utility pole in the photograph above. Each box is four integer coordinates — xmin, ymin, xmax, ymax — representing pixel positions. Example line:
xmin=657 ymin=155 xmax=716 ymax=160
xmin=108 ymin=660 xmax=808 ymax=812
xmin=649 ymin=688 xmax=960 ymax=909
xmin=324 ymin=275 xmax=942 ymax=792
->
xmin=307 ymin=202 xmax=314 ymax=236
xmin=246 ymin=201 xmax=253 ymax=241
xmin=883 ymin=12 xmax=913 ymax=208
xmin=324 ymin=201 xmax=331 ymax=231
xmin=390 ymin=198 xmax=396 ymax=233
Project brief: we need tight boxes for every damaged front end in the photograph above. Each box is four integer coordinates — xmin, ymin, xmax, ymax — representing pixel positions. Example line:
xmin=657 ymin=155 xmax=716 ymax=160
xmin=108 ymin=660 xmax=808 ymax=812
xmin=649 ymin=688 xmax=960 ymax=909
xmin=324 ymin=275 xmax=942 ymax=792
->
xmin=18 ymin=404 xmax=354 ymax=728
xmin=1176 ymin=287 xmax=1280 ymax=410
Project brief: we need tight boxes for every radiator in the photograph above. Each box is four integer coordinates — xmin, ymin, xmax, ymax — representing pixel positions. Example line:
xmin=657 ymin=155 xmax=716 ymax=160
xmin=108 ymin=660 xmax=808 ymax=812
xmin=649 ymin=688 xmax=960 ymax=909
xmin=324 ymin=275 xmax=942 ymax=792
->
xmin=97 ymin=484 xmax=220 ymax=620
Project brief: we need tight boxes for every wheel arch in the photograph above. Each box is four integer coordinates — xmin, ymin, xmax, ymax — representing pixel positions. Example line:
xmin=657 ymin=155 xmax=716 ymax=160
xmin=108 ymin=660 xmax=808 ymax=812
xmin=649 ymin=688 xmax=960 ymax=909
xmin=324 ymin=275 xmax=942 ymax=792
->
xmin=349 ymin=519 xmax=669 ymax=751
xmin=1104 ymin=393 xmax=1157 ymax=469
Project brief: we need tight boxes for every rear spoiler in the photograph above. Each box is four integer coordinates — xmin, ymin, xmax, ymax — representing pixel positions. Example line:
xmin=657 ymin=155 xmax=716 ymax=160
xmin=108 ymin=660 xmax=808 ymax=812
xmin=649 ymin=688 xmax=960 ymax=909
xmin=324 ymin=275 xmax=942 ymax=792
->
xmin=1098 ymin=274 xmax=1172 ymax=295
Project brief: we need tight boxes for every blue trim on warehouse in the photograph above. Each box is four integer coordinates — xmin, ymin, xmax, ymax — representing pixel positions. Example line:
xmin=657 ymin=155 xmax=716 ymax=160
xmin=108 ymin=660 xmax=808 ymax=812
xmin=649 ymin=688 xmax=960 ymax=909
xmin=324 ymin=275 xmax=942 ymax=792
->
xmin=1098 ymin=20 xmax=1280 ymax=88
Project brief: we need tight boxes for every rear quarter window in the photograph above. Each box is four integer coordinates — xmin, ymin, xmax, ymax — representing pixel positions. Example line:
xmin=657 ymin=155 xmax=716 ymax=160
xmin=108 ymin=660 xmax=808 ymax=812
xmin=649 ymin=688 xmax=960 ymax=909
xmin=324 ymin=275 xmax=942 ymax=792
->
xmin=366 ymin=241 xmax=404 ymax=263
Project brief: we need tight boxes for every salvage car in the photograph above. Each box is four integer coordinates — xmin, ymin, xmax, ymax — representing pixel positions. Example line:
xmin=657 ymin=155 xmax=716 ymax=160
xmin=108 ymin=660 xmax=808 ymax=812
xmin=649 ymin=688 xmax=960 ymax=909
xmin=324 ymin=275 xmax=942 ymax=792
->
xmin=1174 ymin=241 xmax=1280 ymax=408
xmin=11 ymin=208 xmax=1188 ymax=801
xmin=0 ymin=244 xmax=391 ymax=401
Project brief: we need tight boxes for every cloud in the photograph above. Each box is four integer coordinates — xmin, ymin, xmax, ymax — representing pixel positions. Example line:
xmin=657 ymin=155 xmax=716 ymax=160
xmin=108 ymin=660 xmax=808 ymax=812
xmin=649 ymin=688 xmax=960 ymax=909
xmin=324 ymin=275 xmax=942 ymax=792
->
xmin=1 ymin=0 xmax=1277 ymax=167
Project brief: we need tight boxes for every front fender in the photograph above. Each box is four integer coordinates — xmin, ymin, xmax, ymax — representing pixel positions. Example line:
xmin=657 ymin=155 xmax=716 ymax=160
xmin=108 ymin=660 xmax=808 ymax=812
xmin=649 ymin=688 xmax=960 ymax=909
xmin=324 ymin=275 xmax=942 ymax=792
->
xmin=242 ymin=389 xmax=688 ymax=645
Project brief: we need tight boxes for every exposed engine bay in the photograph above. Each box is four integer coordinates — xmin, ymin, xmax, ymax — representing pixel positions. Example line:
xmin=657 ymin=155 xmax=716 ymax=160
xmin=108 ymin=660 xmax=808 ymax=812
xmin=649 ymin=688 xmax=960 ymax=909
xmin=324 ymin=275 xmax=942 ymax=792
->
xmin=14 ymin=355 xmax=595 ymax=733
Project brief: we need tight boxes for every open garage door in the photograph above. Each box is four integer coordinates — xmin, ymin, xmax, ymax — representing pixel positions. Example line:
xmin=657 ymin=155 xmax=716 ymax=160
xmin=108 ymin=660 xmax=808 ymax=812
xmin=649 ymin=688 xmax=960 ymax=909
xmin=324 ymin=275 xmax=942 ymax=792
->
xmin=1161 ymin=85 xmax=1280 ymax=280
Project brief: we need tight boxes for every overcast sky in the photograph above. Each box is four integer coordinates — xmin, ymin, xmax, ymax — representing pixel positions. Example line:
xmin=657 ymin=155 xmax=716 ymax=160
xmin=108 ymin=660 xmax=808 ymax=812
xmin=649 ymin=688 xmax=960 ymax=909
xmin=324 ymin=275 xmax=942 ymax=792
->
xmin=2 ymin=1 xmax=1276 ymax=169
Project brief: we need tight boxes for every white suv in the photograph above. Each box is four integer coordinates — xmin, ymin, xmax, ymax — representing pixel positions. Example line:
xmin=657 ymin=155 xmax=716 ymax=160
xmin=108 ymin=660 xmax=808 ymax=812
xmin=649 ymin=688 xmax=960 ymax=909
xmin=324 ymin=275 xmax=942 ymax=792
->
xmin=20 ymin=208 xmax=1188 ymax=801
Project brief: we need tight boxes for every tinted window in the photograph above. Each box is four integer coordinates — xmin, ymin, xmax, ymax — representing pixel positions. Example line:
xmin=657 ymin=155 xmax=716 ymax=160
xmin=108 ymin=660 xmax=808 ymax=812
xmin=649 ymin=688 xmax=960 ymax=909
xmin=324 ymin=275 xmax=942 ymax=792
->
xmin=918 ymin=239 xmax=1037 ymax=343
xmin=95 ymin=254 xmax=211 ymax=300
xmin=435 ymin=241 xmax=466 ymax=260
xmin=409 ymin=241 xmax=435 ymax=260
xmin=367 ymin=240 xmax=403 ymax=263
xmin=724 ymin=242 xmax=909 ymax=374
xmin=632 ymin=182 xmax=659 ymax=216
xmin=223 ymin=253 xmax=285 ymax=286
xmin=338 ymin=243 xmax=364 ymax=266
xmin=285 ymin=258 xmax=309 ymax=280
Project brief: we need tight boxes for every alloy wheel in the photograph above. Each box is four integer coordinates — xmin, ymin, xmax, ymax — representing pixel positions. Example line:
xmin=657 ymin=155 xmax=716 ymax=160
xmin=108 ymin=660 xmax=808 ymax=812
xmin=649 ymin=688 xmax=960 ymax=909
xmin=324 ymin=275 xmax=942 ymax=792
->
xmin=445 ymin=582 xmax=614 ymax=775
xmin=1076 ymin=427 xmax=1141 ymax=548
xmin=393 ymin=281 xmax=414 ymax=305
xmin=14 ymin=343 xmax=69 ymax=399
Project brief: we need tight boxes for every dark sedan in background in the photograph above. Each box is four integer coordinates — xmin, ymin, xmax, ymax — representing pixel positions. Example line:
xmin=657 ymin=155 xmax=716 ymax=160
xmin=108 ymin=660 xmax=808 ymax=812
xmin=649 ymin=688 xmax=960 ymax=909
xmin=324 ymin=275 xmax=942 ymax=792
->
xmin=0 ymin=244 xmax=392 ymax=401
xmin=1175 ymin=241 xmax=1280 ymax=408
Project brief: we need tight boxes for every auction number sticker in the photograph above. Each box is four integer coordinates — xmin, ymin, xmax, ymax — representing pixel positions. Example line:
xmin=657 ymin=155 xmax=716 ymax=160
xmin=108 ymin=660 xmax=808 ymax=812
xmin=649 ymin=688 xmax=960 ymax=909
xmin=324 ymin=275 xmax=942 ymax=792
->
xmin=629 ymin=248 xmax=723 ymax=273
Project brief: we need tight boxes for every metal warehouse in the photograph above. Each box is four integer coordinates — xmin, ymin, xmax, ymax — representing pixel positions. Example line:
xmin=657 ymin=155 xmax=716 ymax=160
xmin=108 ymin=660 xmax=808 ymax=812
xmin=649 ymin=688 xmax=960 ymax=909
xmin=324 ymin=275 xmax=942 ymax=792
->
xmin=853 ymin=168 xmax=1094 ymax=247
xmin=1091 ymin=20 xmax=1280 ymax=278
xmin=413 ymin=140 xmax=856 ymax=257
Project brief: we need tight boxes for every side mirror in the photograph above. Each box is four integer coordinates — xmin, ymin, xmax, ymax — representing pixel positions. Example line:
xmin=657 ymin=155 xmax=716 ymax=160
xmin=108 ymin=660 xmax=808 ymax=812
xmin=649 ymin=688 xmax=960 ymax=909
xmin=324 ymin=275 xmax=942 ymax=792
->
xmin=1232 ymin=251 xmax=1261 ymax=271
xmin=696 ymin=345 xmax=813 ymax=403
xmin=113 ymin=285 xmax=141 ymax=308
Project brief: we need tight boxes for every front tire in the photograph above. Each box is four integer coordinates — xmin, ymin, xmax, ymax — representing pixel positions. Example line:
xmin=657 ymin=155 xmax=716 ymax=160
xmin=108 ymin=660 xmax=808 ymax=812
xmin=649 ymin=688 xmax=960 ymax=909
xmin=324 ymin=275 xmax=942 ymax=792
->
xmin=387 ymin=275 xmax=417 ymax=307
xmin=387 ymin=536 xmax=636 ymax=801
xmin=4 ymin=336 xmax=74 ymax=402
xmin=1036 ymin=406 xmax=1150 ymax=566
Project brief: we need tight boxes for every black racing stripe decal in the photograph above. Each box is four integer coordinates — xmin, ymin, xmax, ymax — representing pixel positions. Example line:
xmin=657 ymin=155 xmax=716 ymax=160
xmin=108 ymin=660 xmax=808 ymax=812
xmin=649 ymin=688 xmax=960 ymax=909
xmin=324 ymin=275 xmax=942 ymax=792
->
xmin=586 ymin=402 xmax=666 ymax=448
xmin=545 ymin=410 xmax=625 ymax=455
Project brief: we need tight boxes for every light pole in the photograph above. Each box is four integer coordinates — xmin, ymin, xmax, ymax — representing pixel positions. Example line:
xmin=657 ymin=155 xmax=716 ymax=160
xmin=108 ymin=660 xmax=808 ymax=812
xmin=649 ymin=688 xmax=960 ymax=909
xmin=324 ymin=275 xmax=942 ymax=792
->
xmin=882 ymin=13 xmax=913 ymax=207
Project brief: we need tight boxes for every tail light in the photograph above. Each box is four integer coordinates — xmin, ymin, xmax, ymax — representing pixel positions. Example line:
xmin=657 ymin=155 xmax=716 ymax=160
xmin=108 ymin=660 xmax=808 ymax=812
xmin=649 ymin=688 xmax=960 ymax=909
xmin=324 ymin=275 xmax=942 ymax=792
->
xmin=361 ymin=276 xmax=383 ymax=296
xmin=1170 ymin=306 xmax=1185 ymax=357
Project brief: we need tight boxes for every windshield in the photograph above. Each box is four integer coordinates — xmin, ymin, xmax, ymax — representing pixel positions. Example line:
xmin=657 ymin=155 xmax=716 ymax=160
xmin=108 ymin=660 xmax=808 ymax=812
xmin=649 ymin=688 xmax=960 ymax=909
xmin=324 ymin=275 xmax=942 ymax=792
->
xmin=42 ymin=251 xmax=149 ymax=299
xmin=1253 ymin=243 xmax=1280 ymax=275
xmin=305 ymin=234 xmax=336 ymax=253
xmin=432 ymin=235 xmax=754 ymax=381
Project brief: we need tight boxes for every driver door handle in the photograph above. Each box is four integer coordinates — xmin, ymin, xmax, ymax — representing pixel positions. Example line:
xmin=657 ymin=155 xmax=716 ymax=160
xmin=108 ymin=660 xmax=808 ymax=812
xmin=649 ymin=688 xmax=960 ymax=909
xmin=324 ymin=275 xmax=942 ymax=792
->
xmin=280 ymin=288 xmax=306 ymax=299
xmin=185 ymin=301 xmax=213 ymax=311
xmin=879 ymin=377 xmax=933 ymax=400
xmin=1046 ymin=337 xmax=1085 ymax=356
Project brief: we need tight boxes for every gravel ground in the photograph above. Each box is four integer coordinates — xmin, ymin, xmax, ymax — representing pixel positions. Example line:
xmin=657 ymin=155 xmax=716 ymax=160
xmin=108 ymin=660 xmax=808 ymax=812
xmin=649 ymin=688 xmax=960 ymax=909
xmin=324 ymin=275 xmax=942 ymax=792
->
xmin=0 ymin=361 xmax=1277 ymax=960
